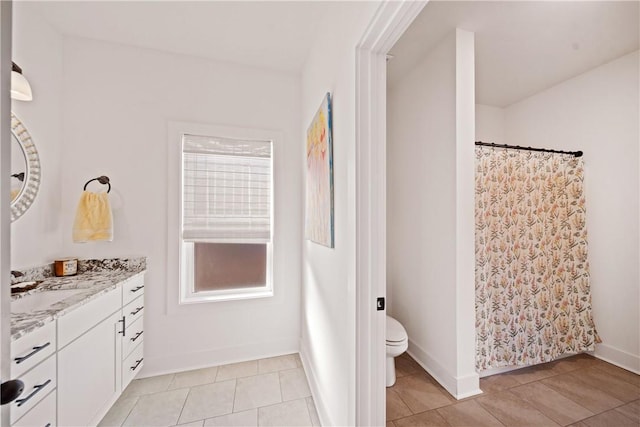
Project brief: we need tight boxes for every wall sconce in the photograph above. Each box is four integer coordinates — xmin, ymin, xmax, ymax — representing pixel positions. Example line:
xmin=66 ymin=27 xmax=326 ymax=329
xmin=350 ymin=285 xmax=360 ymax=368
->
xmin=11 ymin=62 xmax=33 ymax=101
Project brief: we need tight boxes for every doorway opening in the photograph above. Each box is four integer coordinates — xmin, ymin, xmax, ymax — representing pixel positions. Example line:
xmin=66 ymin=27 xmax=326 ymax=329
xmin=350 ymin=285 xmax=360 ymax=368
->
xmin=357 ymin=1 xmax=639 ymax=425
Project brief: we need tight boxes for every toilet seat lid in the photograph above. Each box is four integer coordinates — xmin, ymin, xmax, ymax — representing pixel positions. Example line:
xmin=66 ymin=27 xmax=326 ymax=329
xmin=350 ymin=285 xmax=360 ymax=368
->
xmin=386 ymin=316 xmax=407 ymax=342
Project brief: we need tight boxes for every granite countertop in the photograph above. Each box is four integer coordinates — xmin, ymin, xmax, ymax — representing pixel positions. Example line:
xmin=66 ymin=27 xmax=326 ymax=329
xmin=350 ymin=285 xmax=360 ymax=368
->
xmin=10 ymin=257 xmax=146 ymax=341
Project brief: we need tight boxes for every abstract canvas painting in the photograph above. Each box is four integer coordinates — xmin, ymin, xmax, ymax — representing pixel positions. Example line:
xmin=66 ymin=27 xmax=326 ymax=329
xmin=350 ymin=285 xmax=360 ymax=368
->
xmin=305 ymin=92 xmax=334 ymax=247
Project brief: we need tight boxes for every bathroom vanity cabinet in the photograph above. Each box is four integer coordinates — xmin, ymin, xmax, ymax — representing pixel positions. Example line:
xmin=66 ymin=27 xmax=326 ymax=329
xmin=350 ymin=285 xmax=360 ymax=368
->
xmin=10 ymin=271 xmax=145 ymax=427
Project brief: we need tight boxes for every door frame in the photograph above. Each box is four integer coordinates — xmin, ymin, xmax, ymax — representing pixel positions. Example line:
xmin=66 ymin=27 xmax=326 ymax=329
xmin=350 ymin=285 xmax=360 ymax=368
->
xmin=354 ymin=1 xmax=427 ymax=425
xmin=0 ymin=1 xmax=13 ymax=425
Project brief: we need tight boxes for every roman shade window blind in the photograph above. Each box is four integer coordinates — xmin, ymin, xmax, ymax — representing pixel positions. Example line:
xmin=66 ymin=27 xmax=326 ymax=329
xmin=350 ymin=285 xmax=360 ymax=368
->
xmin=182 ymin=134 xmax=272 ymax=242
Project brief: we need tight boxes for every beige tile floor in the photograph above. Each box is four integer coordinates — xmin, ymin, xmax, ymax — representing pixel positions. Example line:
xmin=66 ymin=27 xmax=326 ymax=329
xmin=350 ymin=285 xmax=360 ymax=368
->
xmin=387 ymin=353 xmax=640 ymax=427
xmin=99 ymin=353 xmax=321 ymax=427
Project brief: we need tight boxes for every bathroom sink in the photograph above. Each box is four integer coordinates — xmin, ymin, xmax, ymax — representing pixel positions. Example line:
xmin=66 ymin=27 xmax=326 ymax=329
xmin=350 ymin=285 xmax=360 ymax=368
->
xmin=11 ymin=289 xmax=82 ymax=313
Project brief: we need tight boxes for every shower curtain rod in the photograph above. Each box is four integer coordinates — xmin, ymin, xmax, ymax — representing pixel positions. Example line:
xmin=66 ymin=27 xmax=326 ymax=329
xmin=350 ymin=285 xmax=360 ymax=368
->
xmin=475 ymin=141 xmax=583 ymax=157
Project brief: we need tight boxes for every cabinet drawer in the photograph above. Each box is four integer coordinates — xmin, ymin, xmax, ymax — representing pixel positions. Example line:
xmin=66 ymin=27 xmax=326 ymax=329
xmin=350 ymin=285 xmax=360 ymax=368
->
xmin=122 ymin=340 xmax=144 ymax=389
xmin=58 ymin=287 xmax=121 ymax=349
xmin=12 ymin=389 xmax=56 ymax=427
xmin=122 ymin=317 xmax=144 ymax=360
xmin=11 ymin=322 xmax=56 ymax=378
xmin=122 ymin=274 xmax=145 ymax=306
xmin=123 ymin=295 xmax=144 ymax=331
xmin=10 ymin=355 xmax=56 ymax=424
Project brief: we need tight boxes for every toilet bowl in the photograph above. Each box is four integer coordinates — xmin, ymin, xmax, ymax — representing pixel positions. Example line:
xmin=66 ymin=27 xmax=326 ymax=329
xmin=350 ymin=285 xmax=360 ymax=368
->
xmin=386 ymin=315 xmax=408 ymax=387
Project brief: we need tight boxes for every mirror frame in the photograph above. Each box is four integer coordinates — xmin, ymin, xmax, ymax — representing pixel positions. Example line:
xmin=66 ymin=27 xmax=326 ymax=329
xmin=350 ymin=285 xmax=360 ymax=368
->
xmin=10 ymin=112 xmax=40 ymax=222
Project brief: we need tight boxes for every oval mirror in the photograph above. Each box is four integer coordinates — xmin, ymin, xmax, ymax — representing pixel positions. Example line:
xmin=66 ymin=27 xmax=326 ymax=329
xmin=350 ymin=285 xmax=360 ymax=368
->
xmin=10 ymin=113 xmax=40 ymax=222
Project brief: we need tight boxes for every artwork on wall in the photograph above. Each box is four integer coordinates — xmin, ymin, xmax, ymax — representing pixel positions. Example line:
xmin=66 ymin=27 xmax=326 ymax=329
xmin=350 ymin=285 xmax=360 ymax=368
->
xmin=305 ymin=92 xmax=334 ymax=248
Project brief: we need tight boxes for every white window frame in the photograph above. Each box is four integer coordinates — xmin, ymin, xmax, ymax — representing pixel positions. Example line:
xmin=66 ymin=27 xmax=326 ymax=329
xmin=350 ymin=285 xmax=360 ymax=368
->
xmin=168 ymin=121 xmax=278 ymax=305
xmin=180 ymin=241 xmax=273 ymax=304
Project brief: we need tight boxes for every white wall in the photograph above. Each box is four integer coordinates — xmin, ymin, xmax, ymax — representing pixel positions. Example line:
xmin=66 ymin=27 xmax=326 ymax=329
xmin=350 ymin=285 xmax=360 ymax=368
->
xmin=504 ymin=51 xmax=640 ymax=372
xmin=475 ymin=104 xmax=504 ymax=144
xmin=11 ymin=2 xmax=64 ymax=269
xmin=387 ymin=29 xmax=479 ymax=398
xmin=58 ymin=36 xmax=303 ymax=375
xmin=299 ymin=2 xmax=380 ymax=426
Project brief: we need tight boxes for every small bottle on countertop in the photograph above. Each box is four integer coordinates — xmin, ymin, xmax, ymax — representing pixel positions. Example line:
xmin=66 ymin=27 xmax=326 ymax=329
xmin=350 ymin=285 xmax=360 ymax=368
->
xmin=55 ymin=258 xmax=78 ymax=276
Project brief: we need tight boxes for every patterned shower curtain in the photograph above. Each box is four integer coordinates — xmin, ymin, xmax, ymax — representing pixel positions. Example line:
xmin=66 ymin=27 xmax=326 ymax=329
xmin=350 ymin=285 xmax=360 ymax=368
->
xmin=475 ymin=147 xmax=600 ymax=371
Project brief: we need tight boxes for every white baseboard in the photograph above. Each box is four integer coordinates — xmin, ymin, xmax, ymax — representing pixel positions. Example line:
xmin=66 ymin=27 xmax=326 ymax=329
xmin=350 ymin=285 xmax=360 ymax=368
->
xmin=139 ymin=337 xmax=299 ymax=378
xmin=595 ymin=343 xmax=640 ymax=374
xmin=407 ymin=339 xmax=481 ymax=400
xmin=407 ymin=340 xmax=455 ymax=395
xmin=455 ymin=372 xmax=483 ymax=399
xmin=300 ymin=338 xmax=331 ymax=427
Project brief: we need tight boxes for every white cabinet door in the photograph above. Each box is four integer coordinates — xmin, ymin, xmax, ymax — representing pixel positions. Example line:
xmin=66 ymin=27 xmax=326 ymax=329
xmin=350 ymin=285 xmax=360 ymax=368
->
xmin=57 ymin=311 xmax=122 ymax=427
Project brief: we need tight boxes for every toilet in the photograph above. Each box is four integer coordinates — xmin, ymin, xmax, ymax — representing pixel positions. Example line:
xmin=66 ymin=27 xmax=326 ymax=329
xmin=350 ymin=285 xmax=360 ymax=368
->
xmin=386 ymin=315 xmax=408 ymax=387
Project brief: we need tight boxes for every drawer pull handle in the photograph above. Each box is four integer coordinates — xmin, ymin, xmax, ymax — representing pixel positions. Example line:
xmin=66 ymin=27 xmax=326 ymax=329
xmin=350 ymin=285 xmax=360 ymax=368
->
xmin=15 ymin=379 xmax=51 ymax=407
xmin=131 ymin=358 xmax=143 ymax=371
xmin=118 ymin=316 xmax=126 ymax=337
xmin=131 ymin=306 xmax=144 ymax=315
xmin=130 ymin=285 xmax=144 ymax=293
xmin=14 ymin=342 xmax=50 ymax=364
xmin=131 ymin=331 xmax=143 ymax=342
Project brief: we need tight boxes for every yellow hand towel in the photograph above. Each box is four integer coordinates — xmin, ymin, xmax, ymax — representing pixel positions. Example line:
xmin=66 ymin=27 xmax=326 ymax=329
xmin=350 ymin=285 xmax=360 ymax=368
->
xmin=72 ymin=191 xmax=113 ymax=242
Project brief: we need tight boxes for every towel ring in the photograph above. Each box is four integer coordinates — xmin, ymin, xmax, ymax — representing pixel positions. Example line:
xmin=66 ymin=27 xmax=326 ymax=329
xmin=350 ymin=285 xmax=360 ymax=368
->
xmin=83 ymin=175 xmax=111 ymax=193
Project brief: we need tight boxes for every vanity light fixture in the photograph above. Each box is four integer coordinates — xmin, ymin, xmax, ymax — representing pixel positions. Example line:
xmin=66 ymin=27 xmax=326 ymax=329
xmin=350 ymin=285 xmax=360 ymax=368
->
xmin=11 ymin=62 xmax=33 ymax=101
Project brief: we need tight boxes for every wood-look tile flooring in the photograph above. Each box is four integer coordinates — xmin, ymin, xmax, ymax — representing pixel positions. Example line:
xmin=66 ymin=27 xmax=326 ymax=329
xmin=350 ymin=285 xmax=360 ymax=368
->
xmin=387 ymin=353 xmax=640 ymax=427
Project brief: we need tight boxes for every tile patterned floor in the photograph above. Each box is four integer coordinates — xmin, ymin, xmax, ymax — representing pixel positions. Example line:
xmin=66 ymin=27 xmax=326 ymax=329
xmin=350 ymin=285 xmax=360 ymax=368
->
xmin=387 ymin=353 xmax=640 ymax=427
xmin=99 ymin=353 xmax=321 ymax=427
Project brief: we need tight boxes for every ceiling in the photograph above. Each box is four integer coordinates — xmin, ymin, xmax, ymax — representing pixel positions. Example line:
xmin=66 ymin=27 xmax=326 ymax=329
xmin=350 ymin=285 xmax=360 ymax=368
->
xmin=388 ymin=1 xmax=639 ymax=107
xmin=28 ymin=1 xmax=346 ymax=74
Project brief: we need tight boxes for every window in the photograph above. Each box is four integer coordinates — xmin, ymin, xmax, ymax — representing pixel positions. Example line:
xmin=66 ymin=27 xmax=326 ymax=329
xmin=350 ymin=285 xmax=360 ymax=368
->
xmin=176 ymin=129 xmax=274 ymax=303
